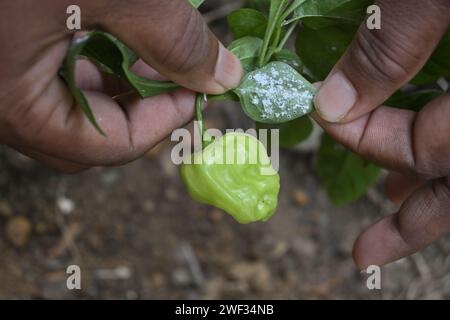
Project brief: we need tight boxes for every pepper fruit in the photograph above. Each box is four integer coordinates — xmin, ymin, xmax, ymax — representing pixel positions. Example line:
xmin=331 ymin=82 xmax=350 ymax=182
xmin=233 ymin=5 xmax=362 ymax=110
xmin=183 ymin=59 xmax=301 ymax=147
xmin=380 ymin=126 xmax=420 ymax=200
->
xmin=180 ymin=132 xmax=280 ymax=224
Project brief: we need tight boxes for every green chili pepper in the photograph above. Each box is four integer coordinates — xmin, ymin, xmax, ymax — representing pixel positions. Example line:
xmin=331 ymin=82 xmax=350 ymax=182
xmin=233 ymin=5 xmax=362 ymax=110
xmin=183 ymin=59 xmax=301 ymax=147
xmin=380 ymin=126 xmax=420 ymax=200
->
xmin=180 ymin=132 xmax=280 ymax=224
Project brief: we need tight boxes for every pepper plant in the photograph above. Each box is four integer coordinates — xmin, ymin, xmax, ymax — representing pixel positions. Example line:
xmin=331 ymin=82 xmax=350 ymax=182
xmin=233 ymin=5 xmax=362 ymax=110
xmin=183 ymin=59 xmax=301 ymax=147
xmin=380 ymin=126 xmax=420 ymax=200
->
xmin=60 ymin=0 xmax=450 ymax=222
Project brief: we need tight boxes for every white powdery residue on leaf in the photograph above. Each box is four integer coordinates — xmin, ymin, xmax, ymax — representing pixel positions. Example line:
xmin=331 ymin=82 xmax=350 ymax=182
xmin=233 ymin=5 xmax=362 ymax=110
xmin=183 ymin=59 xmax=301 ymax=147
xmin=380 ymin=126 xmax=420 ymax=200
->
xmin=242 ymin=63 xmax=314 ymax=121
xmin=252 ymin=73 xmax=270 ymax=86
xmin=270 ymin=67 xmax=280 ymax=77
xmin=252 ymin=97 xmax=260 ymax=105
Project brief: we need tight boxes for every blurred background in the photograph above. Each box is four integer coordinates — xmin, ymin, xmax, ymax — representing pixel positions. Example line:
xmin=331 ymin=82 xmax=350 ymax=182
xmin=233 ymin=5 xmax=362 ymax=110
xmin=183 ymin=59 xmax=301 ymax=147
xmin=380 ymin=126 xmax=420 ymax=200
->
xmin=1 ymin=0 xmax=450 ymax=300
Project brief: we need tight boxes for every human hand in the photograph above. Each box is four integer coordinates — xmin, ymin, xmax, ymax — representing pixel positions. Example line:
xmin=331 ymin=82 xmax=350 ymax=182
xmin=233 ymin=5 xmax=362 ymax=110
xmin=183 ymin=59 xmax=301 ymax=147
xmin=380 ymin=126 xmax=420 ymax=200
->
xmin=0 ymin=0 xmax=242 ymax=172
xmin=312 ymin=0 xmax=450 ymax=268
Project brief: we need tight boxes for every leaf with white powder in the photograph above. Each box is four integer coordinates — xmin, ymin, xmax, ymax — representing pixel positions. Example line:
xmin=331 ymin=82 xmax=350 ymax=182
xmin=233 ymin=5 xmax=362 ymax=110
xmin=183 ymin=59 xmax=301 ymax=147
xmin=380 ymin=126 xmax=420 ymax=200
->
xmin=234 ymin=62 xmax=316 ymax=124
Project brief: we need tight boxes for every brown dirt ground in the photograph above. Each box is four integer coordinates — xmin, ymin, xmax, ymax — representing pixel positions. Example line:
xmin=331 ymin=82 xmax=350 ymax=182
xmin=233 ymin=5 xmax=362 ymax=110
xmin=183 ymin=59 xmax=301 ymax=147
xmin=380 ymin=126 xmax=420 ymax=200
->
xmin=1 ymin=102 xmax=450 ymax=299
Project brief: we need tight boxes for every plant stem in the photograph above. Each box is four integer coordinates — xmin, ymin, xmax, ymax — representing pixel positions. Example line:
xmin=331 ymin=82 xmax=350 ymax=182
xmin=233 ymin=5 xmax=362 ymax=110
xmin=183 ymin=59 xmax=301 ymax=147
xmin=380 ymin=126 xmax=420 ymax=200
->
xmin=195 ymin=93 xmax=205 ymax=144
xmin=259 ymin=0 xmax=305 ymax=67
xmin=276 ymin=20 xmax=297 ymax=51
xmin=282 ymin=0 xmax=306 ymax=20
xmin=263 ymin=15 xmax=297 ymax=65
xmin=258 ymin=0 xmax=289 ymax=67
xmin=258 ymin=21 xmax=277 ymax=67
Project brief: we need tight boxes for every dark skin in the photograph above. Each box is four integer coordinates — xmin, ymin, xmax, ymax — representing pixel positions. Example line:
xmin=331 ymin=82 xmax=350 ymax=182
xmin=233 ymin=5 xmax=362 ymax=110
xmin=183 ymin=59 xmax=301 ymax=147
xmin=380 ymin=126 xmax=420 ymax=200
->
xmin=0 ymin=0 xmax=242 ymax=171
xmin=1 ymin=0 xmax=449 ymax=269
xmin=313 ymin=0 xmax=450 ymax=268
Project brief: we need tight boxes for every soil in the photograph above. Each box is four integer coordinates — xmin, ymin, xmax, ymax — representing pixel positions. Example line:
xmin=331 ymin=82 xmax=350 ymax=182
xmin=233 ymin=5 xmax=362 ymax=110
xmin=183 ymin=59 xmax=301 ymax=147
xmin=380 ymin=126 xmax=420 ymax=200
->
xmin=1 ymin=104 xmax=450 ymax=299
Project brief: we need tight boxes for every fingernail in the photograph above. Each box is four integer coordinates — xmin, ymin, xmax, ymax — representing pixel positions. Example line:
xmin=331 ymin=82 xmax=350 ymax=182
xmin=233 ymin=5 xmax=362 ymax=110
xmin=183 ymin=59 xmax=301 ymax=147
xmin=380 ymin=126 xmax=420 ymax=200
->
xmin=215 ymin=43 xmax=243 ymax=91
xmin=315 ymin=71 xmax=357 ymax=122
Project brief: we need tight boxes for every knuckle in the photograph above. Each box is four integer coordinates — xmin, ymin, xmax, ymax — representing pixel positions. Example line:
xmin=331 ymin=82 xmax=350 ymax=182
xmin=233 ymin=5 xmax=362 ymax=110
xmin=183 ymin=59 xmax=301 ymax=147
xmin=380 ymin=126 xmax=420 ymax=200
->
xmin=162 ymin=10 xmax=212 ymax=74
xmin=433 ymin=177 xmax=450 ymax=205
xmin=413 ymin=157 xmax=439 ymax=180
xmin=394 ymin=214 xmax=421 ymax=250
xmin=395 ymin=178 xmax=450 ymax=248
xmin=348 ymin=27 xmax=418 ymax=86
xmin=412 ymin=146 xmax=450 ymax=180
xmin=427 ymin=178 xmax=450 ymax=232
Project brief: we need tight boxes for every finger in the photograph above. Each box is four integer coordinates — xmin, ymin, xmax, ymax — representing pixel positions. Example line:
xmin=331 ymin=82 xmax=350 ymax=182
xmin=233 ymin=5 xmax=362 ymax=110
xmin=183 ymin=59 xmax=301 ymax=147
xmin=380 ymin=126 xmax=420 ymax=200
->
xmin=84 ymin=0 xmax=242 ymax=94
xmin=75 ymin=59 xmax=131 ymax=96
xmin=8 ymin=77 xmax=196 ymax=166
xmin=129 ymin=59 xmax=168 ymax=81
xmin=75 ymin=59 xmax=164 ymax=96
xmin=385 ymin=171 xmax=425 ymax=205
xmin=115 ymin=88 xmax=196 ymax=153
xmin=11 ymin=145 xmax=88 ymax=174
xmin=314 ymin=0 xmax=450 ymax=122
xmin=353 ymin=176 xmax=450 ymax=269
xmin=312 ymin=92 xmax=450 ymax=179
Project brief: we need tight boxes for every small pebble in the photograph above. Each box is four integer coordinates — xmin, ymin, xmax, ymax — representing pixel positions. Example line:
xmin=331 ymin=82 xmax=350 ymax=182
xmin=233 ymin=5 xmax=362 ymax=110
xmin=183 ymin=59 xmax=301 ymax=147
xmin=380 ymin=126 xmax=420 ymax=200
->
xmin=0 ymin=200 xmax=13 ymax=217
xmin=292 ymin=189 xmax=311 ymax=207
xmin=5 ymin=216 xmax=32 ymax=248
xmin=57 ymin=197 xmax=75 ymax=215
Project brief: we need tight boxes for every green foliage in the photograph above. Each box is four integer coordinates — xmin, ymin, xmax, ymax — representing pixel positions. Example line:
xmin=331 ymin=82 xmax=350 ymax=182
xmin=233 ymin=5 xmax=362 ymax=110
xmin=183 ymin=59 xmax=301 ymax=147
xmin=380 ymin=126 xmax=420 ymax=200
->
xmin=292 ymin=0 xmax=373 ymax=29
xmin=384 ymin=89 xmax=443 ymax=112
xmin=60 ymin=31 xmax=179 ymax=134
xmin=257 ymin=115 xmax=313 ymax=148
xmin=412 ymin=31 xmax=450 ymax=85
xmin=245 ymin=0 xmax=271 ymax=13
xmin=296 ymin=23 xmax=356 ymax=80
xmin=228 ymin=36 xmax=262 ymax=73
xmin=317 ymin=134 xmax=380 ymax=206
xmin=271 ymin=49 xmax=303 ymax=71
xmin=234 ymin=62 xmax=316 ymax=123
xmin=228 ymin=9 xmax=268 ymax=39
xmin=59 ymin=0 xmax=450 ymax=208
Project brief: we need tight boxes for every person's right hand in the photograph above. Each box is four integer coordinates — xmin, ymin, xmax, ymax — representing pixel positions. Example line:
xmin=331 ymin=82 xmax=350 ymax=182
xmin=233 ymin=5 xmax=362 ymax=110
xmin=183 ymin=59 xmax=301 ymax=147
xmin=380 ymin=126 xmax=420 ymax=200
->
xmin=312 ymin=0 xmax=450 ymax=268
xmin=0 ymin=0 xmax=242 ymax=173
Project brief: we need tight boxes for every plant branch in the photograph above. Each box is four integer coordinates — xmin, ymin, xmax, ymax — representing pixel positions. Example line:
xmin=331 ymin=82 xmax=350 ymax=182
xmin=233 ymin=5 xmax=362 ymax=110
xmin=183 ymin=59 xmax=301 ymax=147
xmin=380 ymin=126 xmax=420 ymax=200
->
xmin=195 ymin=93 xmax=205 ymax=144
xmin=277 ymin=20 xmax=297 ymax=51
xmin=258 ymin=0 xmax=289 ymax=67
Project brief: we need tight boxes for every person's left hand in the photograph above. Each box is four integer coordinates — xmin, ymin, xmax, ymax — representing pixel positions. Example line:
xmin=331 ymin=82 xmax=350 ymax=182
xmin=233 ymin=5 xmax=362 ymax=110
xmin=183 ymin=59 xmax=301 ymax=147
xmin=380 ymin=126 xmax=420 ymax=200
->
xmin=0 ymin=0 xmax=242 ymax=173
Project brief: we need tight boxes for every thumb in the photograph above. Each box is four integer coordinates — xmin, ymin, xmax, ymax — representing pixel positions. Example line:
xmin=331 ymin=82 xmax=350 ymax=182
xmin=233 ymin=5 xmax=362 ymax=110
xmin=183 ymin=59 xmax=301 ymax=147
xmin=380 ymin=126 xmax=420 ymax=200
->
xmin=85 ymin=0 xmax=242 ymax=94
xmin=314 ymin=0 xmax=450 ymax=123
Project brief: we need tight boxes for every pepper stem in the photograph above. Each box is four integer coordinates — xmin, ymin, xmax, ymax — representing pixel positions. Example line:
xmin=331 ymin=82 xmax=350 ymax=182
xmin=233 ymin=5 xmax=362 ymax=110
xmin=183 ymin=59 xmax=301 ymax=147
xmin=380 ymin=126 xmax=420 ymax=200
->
xmin=195 ymin=93 xmax=205 ymax=140
xmin=195 ymin=93 xmax=213 ymax=149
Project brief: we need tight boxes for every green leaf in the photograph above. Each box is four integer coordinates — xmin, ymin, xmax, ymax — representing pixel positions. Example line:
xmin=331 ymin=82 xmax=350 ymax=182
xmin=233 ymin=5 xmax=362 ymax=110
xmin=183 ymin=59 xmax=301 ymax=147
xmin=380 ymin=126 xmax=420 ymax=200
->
xmin=59 ymin=35 xmax=107 ymax=134
xmin=292 ymin=0 xmax=373 ymax=29
xmin=228 ymin=8 xmax=268 ymax=39
xmin=268 ymin=0 xmax=290 ymax=21
xmin=317 ymin=134 xmax=380 ymax=206
xmin=228 ymin=36 xmax=262 ymax=73
xmin=384 ymin=89 xmax=443 ymax=112
xmin=256 ymin=115 xmax=313 ymax=148
xmin=258 ymin=0 xmax=290 ymax=66
xmin=207 ymin=91 xmax=239 ymax=102
xmin=80 ymin=32 xmax=179 ymax=98
xmin=295 ymin=23 xmax=356 ymax=80
xmin=189 ymin=0 xmax=205 ymax=8
xmin=234 ymin=61 xmax=316 ymax=124
xmin=245 ymin=0 xmax=271 ymax=14
xmin=60 ymin=31 xmax=179 ymax=133
xmin=411 ymin=31 xmax=450 ymax=85
xmin=271 ymin=49 xmax=303 ymax=71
